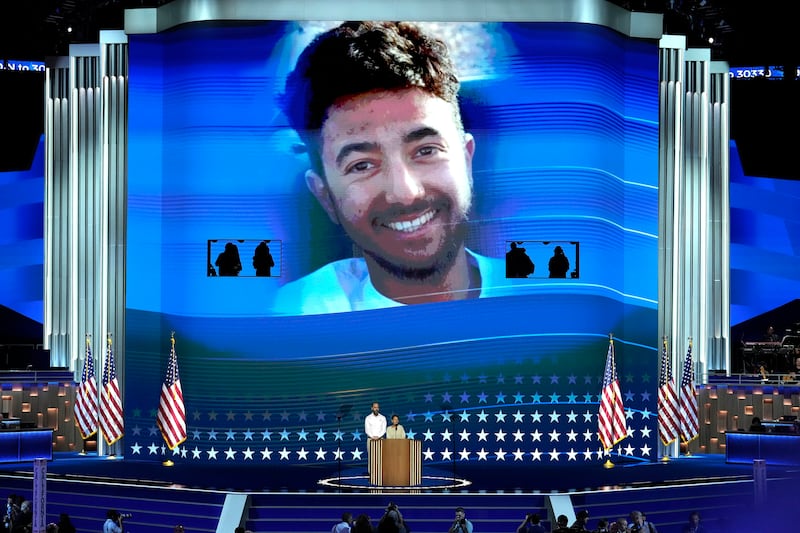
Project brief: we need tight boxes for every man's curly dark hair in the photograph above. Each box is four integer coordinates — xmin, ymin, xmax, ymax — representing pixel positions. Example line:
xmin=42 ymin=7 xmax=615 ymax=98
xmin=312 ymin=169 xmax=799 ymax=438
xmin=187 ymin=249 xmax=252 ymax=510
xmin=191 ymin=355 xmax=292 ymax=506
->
xmin=282 ymin=21 xmax=463 ymax=171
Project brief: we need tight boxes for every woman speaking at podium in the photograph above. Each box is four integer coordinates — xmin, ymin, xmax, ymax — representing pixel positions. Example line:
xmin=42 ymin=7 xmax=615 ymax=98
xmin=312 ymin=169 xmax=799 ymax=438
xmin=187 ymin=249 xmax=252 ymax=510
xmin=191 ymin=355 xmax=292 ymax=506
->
xmin=386 ymin=414 xmax=406 ymax=439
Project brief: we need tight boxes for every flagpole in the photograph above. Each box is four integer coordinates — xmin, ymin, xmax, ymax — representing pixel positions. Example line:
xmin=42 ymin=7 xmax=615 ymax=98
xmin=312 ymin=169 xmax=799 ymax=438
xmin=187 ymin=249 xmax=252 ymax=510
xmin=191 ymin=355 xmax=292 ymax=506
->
xmin=163 ymin=332 xmax=176 ymax=467
xmin=600 ymin=333 xmax=625 ymax=469
xmin=107 ymin=333 xmax=116 ymax=459
xmin=603 ymin=333 xmax=613 ymax=469
xmin=163 ymin=333 xmax=176 ymax=467
xmin=659 ymin=336 xmax=671 ymax=463
xmin=80 ymin=333 xmax=88 ymax=456
xmin=604 ymin=333 xmax=615 ymax=469
xmin=160 ymin=331 xmax=186 ymax=467
xmin=681 ymin=337 xmax=697 ymax=457
xmin=78 ymin=332 xmax=96 ymax=456
xmin=681 ymin=337 xmax=694 ymax=457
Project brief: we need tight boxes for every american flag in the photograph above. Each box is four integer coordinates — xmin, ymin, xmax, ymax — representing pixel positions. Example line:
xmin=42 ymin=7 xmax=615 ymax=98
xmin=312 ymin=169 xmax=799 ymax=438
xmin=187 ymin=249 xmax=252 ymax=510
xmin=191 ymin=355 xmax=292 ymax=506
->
xmin=598 ymin=337 xmax=627 ymax=451
xmin=157 ymin=334 xmax=186 ymax=450
xmin=679 ymin=341 xmax=700 ymax=443
xmin=658 ymin=338 xmax=680 ymax=445
xmin=74 ymin=335 xmax=98 ymax=439
xmin=99 ymin=335 xmax=124 ymax=445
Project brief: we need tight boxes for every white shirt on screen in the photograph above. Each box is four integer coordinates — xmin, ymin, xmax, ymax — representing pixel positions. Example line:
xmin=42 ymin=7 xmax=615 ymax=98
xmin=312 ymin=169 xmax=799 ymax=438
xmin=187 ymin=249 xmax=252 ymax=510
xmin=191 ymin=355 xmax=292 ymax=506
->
xmin=272 ymin=249 xmax=506 ymax=316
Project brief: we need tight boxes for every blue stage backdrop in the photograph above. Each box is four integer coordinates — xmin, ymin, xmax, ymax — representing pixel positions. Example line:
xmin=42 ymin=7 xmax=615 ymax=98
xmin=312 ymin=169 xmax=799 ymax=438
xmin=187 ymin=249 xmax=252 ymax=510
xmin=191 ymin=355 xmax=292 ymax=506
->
xmin=0 ymin=136 xmax=44 ymax=324
xmin=125 ymin=20 xmax=663 ymax=468
xmin=729 ymin=142 xmax=800 ymax=327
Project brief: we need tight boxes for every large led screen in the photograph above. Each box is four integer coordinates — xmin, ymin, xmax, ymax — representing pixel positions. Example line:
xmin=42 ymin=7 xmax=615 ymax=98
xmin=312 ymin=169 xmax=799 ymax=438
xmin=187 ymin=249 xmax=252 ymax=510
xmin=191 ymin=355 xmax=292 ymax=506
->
xmin=125 ymin=20 xmax=661 ymax=469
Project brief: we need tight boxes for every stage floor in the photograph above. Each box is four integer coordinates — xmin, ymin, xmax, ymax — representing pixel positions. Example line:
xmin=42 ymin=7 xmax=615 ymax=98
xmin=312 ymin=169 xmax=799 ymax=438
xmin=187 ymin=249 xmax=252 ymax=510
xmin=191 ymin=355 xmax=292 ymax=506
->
xmin=0 ymin=452 xmax=776 ymax=493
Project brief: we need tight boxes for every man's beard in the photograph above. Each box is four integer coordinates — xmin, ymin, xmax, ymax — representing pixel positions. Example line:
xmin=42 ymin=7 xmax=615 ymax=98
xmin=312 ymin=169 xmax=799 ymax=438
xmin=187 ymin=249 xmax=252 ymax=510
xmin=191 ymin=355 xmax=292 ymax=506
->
xmin=363 ymin=221 xmax=467 ymax=284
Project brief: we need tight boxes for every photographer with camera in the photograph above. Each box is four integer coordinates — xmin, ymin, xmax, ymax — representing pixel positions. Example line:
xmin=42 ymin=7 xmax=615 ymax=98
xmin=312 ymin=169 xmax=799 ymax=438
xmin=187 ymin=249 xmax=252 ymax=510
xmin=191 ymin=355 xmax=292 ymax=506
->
xmin=378 ymin=503 xmax=407 ymax=533
xmin=103 ymin=510 xmax=131 ymax=533
xmin=516 ymin=513 xmax=545 ymax=533
xmin=448 ymin=507 xmax=472 ymax=533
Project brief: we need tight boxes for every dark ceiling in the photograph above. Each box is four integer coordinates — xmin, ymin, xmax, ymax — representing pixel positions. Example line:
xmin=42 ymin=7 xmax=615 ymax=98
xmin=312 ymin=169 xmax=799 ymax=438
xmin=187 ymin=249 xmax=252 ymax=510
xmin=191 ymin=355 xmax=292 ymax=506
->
xmin=0 ymin=0 xmax=796 ymax=179
xmin=0 ymin=0 xmax=796 ymax=67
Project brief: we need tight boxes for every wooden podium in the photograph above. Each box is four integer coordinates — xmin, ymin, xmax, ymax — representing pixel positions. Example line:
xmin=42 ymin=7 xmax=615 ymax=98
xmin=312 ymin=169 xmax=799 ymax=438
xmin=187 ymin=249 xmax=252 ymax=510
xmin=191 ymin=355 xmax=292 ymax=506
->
xmin=369 ymin=439 xmax=421 ymax=486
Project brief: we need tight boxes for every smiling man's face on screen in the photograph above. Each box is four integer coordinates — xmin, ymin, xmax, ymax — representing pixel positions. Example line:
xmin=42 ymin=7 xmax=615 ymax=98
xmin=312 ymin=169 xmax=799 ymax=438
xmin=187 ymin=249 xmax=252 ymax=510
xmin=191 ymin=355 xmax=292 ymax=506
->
xmin=275 ymin=20 xmax=502 ymax=314
xmin=307 ymin=87 xmax=475 ymax=286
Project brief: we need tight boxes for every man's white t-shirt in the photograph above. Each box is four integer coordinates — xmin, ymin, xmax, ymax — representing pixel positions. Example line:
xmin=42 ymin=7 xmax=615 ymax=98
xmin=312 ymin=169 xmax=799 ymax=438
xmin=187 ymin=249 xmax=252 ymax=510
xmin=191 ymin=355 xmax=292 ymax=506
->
xmin=272 ymin=249 xmax=507 ymax=315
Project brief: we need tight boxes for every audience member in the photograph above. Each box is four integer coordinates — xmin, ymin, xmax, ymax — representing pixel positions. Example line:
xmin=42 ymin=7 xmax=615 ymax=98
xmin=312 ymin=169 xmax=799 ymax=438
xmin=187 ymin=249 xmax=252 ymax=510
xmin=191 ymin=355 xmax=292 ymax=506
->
xmin=629 ymin=510 xmax=657 ymax=533
xmin=593 ymin=518 xmax=610 ymax=533
xmin=764 ymin=326 xmax=780 ymax=342
xmin=516 ymin=513 xmax=545 ymax=533
xmin=552 ymin=514 xmax=571 ymax=533
xmin=748 ymin=416 xmax=766 ymax=432
xmin=10 ymin=500 xmax=32 ymax=533
xmin=448 ymin=507 xmax=473 ymax=533
xmin=3 ymin=494 xmax=22 ymax=531
xmin=333 ymin=512 xmax=353 ymax=533
xmin=377 ymin=503 xmax=407 ymax=533
xmin=610 ymin=517 xmax=628 ymax=533
xmin=351 ymin=513 xmax=376 ymax=533
xmin=57 ymin=513 xmax=76 ymax=533
xmin=681 ymin=511 xmax=705 ymax=533
xmin=103 ymin=510 xmax=123 ymax=533
xmin=783 ymin=355 xmax=800 ymax=382
xmin=572 ymin=509 xmax=591 ymax=531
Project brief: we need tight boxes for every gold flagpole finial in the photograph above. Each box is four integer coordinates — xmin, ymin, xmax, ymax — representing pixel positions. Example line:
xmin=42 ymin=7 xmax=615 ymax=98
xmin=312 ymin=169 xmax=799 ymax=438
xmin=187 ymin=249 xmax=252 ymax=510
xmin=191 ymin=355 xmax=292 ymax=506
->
xmin=171 ymin=331 xmax=176 ymax=347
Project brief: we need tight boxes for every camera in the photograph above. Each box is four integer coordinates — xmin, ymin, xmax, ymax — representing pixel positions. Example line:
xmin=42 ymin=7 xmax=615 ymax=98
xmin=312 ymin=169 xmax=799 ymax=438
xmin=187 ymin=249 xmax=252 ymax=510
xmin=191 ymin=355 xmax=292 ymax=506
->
xmin=119 ymin=513 xmax=133 ymax=519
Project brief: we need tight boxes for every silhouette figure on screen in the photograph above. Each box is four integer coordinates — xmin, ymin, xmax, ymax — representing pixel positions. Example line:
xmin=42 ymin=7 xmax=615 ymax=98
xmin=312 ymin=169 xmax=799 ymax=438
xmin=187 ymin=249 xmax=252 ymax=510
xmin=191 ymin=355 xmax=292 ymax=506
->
xmin=215 ymin=242 xmax=242 ymax=276
xmin=548 ymin=245 xmax=570 ymax=278
xmin=506 ymin=242 xmax=534 ymax=278
xmin=253 ymin=241 xmax=275 ymax=277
